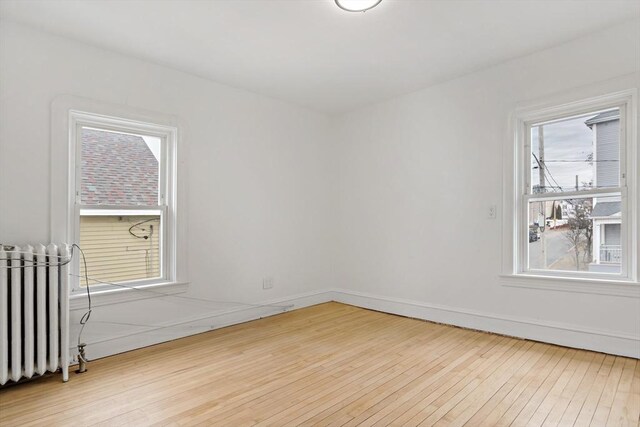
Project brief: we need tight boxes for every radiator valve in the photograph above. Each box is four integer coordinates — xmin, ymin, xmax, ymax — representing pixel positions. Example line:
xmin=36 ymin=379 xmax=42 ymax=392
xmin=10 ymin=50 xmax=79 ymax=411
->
xmin=76 ymin=343 xmax=88 ymax=374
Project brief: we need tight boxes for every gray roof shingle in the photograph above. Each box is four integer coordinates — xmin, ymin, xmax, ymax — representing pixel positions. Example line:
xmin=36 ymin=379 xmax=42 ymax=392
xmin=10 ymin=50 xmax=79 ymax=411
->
xmin=591 ymin=201 xmax=621 ymax=217
xmin=81 ymin=129 xmax=159 ymax=205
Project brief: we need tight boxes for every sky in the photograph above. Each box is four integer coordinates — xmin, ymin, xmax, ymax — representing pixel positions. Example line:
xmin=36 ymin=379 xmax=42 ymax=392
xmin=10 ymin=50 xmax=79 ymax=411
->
xmin=530 ymin=110 xmax=617 ymax=192
xmin=142 ymin=136 xmax=161 ymax=163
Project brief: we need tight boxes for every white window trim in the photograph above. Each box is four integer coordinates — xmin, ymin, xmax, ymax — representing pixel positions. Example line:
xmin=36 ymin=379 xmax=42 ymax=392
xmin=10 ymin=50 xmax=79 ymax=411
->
xmin=69 ymin=111 xmax=177 ymax=293
xmin=51 ymin=95 xmax=187 ymax=300
xmin=502 ymin=88 xmax=638 ymax=295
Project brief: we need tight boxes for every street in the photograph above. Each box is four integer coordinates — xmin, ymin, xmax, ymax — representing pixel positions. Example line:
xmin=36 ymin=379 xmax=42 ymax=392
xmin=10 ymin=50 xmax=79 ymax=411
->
xmin=529 ymin=227 xmax=585 ymax=271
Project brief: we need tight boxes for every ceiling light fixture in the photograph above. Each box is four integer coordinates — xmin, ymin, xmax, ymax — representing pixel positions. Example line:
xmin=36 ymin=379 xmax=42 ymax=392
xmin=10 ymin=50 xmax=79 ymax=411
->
xmin=335 ymin=0 xmax=382 ymax=12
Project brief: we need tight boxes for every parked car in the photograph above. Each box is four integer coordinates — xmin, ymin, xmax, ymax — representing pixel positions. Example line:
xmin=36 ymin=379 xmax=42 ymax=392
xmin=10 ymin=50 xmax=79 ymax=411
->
xmin=529 ymin=229 xmax=539 ymax=243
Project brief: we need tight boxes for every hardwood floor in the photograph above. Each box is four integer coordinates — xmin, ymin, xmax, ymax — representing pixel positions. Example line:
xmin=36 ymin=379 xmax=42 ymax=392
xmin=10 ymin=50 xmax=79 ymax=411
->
xmin=0 ymin=302 xmax=638 ymax=426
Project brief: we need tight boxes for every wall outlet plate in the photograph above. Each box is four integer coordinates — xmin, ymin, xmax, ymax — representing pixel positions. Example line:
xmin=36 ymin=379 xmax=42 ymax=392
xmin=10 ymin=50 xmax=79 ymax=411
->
xmin=263 ymin=276 xmax=274 ymax=289
xmin=488 ymin=205 xmax=497 ymax=219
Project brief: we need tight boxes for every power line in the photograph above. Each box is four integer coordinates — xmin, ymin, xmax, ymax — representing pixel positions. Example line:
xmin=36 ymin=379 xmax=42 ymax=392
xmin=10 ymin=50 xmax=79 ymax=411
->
xmin=540 ymin=156 xmax=563 ymax=192
xmin=531 ymin=152 xmax=562 ymax=192
xmin=542 ymin=159 xmax=618 ymax=163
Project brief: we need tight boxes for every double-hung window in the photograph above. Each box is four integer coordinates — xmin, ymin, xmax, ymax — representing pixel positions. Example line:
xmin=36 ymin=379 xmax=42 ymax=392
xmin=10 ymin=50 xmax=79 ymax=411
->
xmin=514 ymin=91 xmax=636 ymax=281
xmin=69 ymin=111 xmax=177 ymax=292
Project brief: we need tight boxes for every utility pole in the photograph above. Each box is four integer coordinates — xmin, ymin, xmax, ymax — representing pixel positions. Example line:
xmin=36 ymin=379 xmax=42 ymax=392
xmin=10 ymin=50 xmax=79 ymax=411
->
xmin=575 ymin=175 xmax=579 ymax=192
xmin=539 ymin=126 xmax=547 ymax=268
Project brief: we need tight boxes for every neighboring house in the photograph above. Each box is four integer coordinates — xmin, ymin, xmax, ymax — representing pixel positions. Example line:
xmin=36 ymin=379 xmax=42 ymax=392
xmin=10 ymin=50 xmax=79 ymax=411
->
xmin=529 ymin=185 xmax=569 ymax=230
xmin=585 ymin=110 xmax=621 ymax=273
xmin=81 ymin=128 xmax=159 ymax=205
xmin=79 ymin=129 xmax=161 ymax=285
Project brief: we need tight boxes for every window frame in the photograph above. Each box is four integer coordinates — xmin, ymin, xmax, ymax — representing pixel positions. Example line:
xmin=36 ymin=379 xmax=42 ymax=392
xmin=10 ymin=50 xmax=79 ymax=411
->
xmin=68 ymin=110 xmax=178 ymax=294
xmin=508 ymin=89 xmax=638 ymax=285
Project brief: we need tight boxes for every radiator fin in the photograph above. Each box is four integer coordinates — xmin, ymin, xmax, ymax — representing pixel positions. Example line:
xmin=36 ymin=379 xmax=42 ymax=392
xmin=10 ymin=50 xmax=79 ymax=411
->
xmin=0 ymin=244 xmax=70 ymax=386
xmin=0 ymin=246 xmax=8 ymax=385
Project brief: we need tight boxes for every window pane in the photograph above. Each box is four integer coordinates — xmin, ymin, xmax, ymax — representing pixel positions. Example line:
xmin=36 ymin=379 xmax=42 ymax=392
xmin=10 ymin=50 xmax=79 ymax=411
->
xmin=81 ymin=127 xmax=161 ymax=206
xmin=79 ymin=214 xmax=161 ymax=286
xmin=530 ymin=108 xmax=619 ymax=193
xmin=528 ymin=195 xmax=621 ymax=274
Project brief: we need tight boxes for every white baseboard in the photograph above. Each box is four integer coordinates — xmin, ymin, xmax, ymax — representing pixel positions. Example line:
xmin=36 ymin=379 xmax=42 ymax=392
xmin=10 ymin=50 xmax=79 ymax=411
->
xmin=70 ymin=287 xmax=639 ymax=363
xmin=70 ymin=289 xmax=333 ymax=362
xmin=329 ymin=288 xmax=640 ymax=359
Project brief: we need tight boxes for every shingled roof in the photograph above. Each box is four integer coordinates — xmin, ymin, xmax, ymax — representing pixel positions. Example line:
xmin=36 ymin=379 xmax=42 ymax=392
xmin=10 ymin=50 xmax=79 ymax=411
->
xmin=591 ymin=201 xmax=621 ymax=218
xmin=81 ymin=128 xmax=159 ymax=205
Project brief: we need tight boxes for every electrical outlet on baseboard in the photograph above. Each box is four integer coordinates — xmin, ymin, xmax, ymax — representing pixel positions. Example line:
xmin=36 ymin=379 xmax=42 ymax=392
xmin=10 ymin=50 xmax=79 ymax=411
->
xmin=263 ymin=276 xmax=274 ymax=290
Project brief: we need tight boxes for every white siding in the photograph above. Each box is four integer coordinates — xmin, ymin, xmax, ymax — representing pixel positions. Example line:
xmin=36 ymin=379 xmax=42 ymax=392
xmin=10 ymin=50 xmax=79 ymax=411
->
xmin=594 ymin=120 xmax=620 ymax=189
xmin=79 ymin=215 xmax=161 ymax=286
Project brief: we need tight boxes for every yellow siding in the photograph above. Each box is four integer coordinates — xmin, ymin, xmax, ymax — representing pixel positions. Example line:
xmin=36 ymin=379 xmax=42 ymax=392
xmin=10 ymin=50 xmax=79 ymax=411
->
xmin=79 ymin=215 xmax=161 ymax=286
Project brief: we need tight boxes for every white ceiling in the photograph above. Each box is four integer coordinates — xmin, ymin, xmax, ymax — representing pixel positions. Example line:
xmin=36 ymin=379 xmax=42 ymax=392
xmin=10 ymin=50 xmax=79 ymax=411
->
xmin=1 ymin=0 xmax=638 ymax=114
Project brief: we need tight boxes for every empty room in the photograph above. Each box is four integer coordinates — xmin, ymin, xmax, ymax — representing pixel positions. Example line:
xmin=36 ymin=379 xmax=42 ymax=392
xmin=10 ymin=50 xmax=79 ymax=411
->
xmin=0 ymin=0 xmax=639 ymax=425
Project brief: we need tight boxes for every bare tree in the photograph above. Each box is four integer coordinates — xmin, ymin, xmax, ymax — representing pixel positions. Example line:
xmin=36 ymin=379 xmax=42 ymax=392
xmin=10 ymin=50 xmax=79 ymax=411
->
xmin=576 ymin=188 xmax=594 ymax=262
xmin=565 ymin=224 xmax=583 ymax=269
xmin=564 ymin=200 xmax=593 ymax=269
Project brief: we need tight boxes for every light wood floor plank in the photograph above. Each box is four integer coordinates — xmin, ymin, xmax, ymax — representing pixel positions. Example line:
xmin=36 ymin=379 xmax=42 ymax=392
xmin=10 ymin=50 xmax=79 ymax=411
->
xmin=624 ymin=361 xmax=640 ymax=426
xmin=194 ymin=321 xmax=460 ymax=425
xmin=0 ymin=302 xmax=636 ymax=427
xmin=573 ymin=354 xmax=617 ymax=426
xmin=373 ymin=338 xmax=516 ymax=426
xmin=591 ymin=356 xmax=627 ymax=426
xmin=59 ymin=307 xmax=402 ymax=426
xmin=535 ymin=350 xmax=595 ymax=426
xmin=308 ymin=335 xmax=509 ymax=426
xmin=255 ymin=327 xmax=479 ymax=426
xmin=414 ymin=341 xmax=531 ymax=426
xmin=490 ymin=347 xmax=568 ymax=426
xmin=508 ymin=348 xmax=580 ymax=426
xmin=1 ymin=303 xmax=360 ymax=421
xmin=606 ymin=358 xmax=638 ymax=427
xmin=173 ymin=313 xmax=452 ymax=425
xmin=342 ymin=334 xmax=505 ymax=427
xmin=464 ymin=344 xmax=558 ymax=426
xmin=556 ymin=352 xmax=606 ymax=427
xmin=434 ymin=342 xmax=547 ymax=426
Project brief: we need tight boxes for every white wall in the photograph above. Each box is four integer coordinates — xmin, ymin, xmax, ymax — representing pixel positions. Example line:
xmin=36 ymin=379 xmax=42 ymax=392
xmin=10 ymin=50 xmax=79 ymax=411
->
xmin=332 ymin=19 xmax=640 ymax=357
xmin=0 ymin=21 xmax=336 ymax=359
xmin=1 ymin=19 xmax=638 ymax=361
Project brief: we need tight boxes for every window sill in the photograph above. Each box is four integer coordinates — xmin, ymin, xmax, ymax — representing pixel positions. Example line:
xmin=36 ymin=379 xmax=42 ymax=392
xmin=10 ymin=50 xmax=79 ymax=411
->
xmin=70 ymin=281 xmax=189 ymax=310
xmin=500 ymin=274 xmax=639 ymax=298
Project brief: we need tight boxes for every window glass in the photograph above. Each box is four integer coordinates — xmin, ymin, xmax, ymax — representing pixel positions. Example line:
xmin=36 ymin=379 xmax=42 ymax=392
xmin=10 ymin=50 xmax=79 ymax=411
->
xmin=527 ymin=195 xmax=621 ymax=274
xmin=79 ymin=214 xmax=161 ymax=286
xmin=523 ymin=104 xmax=625 ymax=277
xmin=80 ymin=127 xmax=161 ymax=206
xmin=529 ymin=108 xmax=619 ymax=193
xmin=78 ymin=125 xmax=166 ymax=286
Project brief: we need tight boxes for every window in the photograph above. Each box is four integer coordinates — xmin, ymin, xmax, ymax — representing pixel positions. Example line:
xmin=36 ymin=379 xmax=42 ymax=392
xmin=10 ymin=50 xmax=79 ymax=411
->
xmin=513 ymin=91 xmax=636 ymax=282
xmin=69 ymin=111 xmax=177 ymax=291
